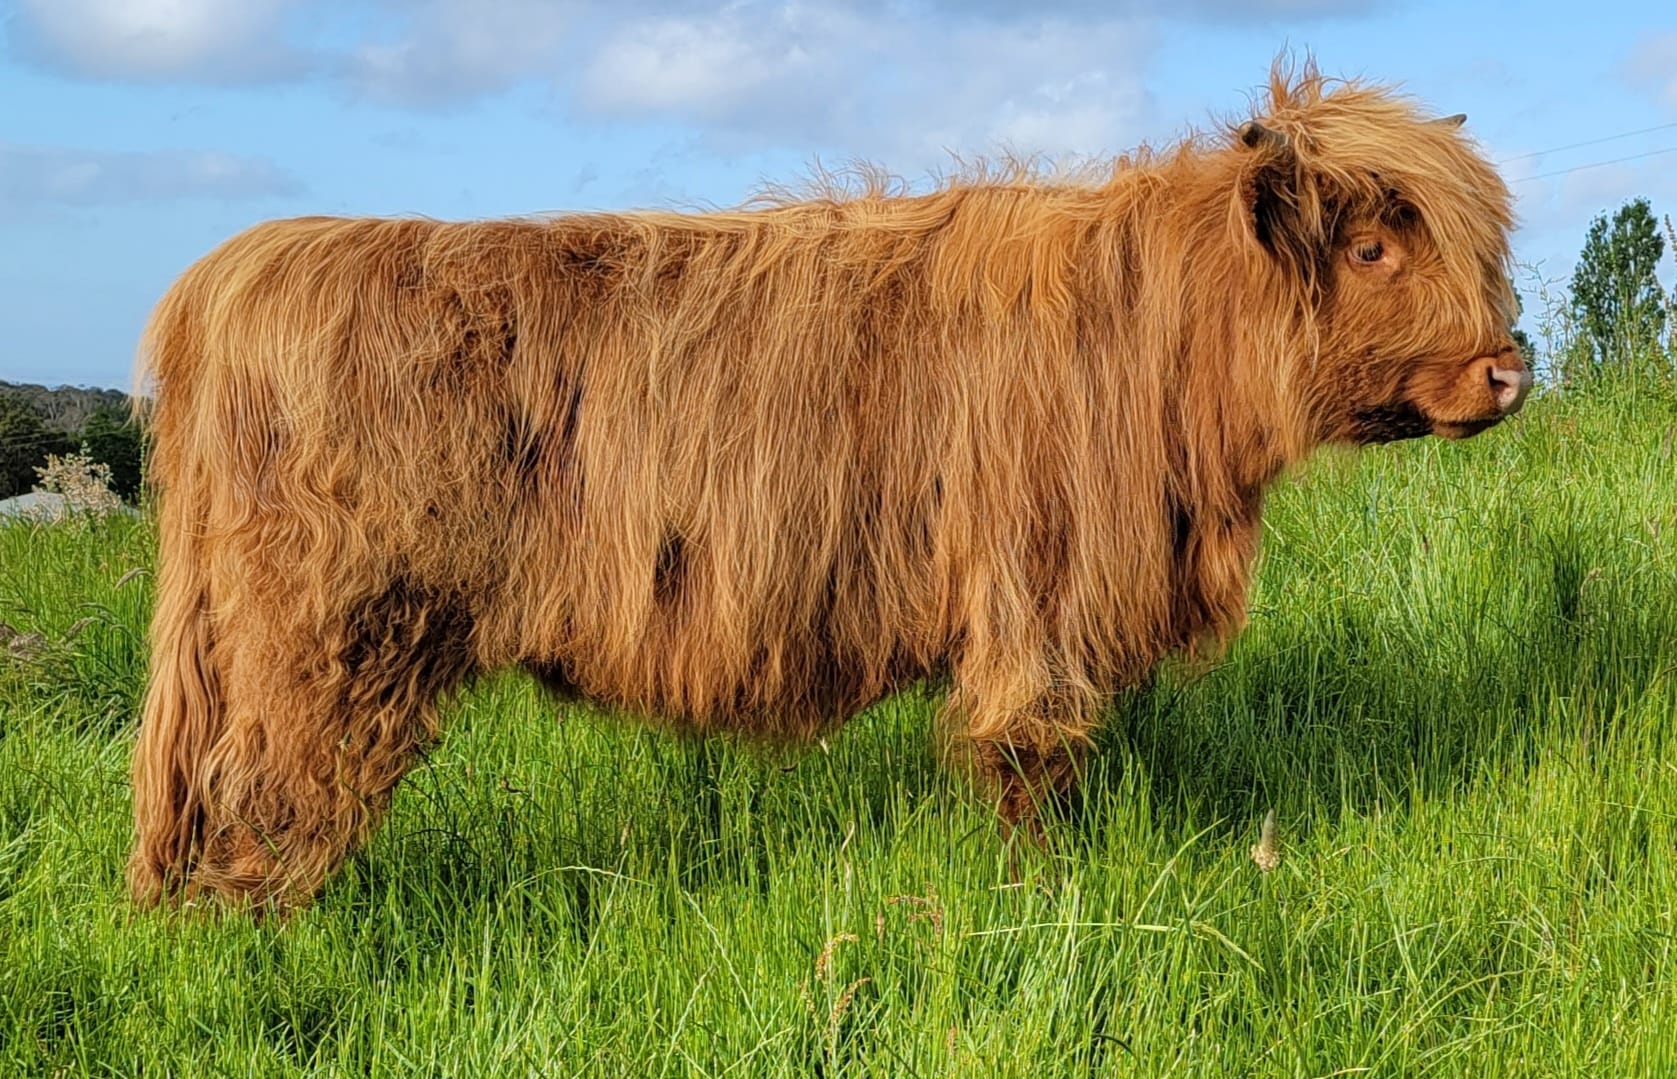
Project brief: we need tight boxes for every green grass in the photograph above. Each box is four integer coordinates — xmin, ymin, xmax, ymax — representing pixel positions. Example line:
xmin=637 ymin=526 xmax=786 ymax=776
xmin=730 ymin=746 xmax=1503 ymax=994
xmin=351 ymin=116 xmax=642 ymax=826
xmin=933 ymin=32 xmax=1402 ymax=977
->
xmin=3 ymin=384 xmax=1677 ymax=1076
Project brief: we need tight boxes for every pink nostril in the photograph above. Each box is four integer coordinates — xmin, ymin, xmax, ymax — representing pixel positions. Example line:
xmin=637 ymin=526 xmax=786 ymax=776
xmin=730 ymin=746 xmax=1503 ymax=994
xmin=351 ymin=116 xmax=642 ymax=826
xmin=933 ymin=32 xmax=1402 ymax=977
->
xmin=1487 ymin=365 xmax=1533 ymax=412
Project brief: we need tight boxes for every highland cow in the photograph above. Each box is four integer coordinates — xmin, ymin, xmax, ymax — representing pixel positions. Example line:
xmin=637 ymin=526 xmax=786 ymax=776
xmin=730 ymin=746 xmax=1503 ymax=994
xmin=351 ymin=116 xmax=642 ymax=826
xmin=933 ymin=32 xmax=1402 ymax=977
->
xmin=129 ymin=63 xmax=1530 ymax=911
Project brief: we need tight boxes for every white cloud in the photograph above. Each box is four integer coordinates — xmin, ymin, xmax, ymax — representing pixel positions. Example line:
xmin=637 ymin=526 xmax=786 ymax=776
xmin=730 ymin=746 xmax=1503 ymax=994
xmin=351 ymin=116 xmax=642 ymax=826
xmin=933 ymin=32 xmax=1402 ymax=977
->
xmin=582 ymin=5 xmax=819 ymax=118
xmin=340 ymin=0 xmax=575 ymax=108
xmin=1555 ymin=163 xmax=1676 ymax=218
xmin=989 ymin=82 xmax=1140 ymax=160
xmin=876 ymin=0 xmax=1383 ymax=21
xmin=12 ymin=0 xmax=305 ymax=82
xmin=4 ymin=0 xmax=1373 ymax=169
xmin=1503 ymin=156 xmax=1677 ymax=314
xmin=579 ymin=3 xmax=868 ymax=139
xmin=0 ymin=144 xmax=304 ymax=207
xmin=8 ymin=0 xmax=1390 ymax=100
xmin=1506 ymin=146 xmax=1677 ymax=231
xmin=900 ymin=18 xmax=1156 ymax=164
xmin=1503 ymin=30 xmax=1677 ymax=289
xmin=1627 ymin=31 xmax=1677 ymax=113
xmin=579 ymin=5 xmax=1156 ymax=171
xmin=1171 ymin=0 xmax=1383 ymax=18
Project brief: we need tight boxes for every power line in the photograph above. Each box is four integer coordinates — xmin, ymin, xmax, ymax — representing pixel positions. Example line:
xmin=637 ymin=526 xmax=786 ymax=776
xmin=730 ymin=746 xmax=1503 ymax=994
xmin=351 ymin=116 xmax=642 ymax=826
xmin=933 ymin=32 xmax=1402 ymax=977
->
xmin=1498 ymin=120 xmax=1677 ymax=165
xmin=1513 ymin=144 xmax=1677 ymax=184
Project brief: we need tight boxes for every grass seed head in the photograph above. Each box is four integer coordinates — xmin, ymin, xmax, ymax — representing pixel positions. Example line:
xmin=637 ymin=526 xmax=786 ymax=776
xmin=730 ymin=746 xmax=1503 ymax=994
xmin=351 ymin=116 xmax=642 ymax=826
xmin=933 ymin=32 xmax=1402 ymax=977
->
xmin=814 ymin=932 xmax=858 ymax=982
xmin=1251 ymin=809 xmax=1281 ymax=873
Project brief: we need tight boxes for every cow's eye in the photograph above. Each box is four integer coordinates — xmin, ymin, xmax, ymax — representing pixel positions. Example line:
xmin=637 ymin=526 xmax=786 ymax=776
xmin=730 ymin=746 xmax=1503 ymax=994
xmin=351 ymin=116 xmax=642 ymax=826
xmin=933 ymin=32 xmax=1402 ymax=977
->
xmin=1354 ymin=241 xmax=1384 ymax=263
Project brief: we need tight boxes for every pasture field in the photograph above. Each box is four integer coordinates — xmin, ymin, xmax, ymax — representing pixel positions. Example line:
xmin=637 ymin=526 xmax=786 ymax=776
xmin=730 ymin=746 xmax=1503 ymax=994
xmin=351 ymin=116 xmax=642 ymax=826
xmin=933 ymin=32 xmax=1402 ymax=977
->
xmin=2 ymin=380 xmax=1677 ymax=1076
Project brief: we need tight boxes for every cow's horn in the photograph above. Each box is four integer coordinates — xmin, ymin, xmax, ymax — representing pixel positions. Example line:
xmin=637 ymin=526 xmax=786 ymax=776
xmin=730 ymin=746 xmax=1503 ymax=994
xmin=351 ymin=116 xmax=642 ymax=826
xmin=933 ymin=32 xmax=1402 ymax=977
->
xmin=1433 ymin=113 xmax=1467 ymax=128
xmin=1239 ymin=120 xmax=1287 ymax=151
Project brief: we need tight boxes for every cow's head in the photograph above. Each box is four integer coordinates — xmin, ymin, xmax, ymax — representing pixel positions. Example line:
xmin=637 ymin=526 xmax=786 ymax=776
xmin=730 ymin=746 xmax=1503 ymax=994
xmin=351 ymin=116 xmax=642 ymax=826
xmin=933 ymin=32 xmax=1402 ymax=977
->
xmin=1233 ymin=76 xmax=1530 ymax=447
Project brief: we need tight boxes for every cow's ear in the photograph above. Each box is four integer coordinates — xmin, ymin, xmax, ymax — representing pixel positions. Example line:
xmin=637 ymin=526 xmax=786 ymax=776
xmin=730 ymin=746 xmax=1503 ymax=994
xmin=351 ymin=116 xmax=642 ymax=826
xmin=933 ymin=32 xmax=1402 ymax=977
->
xmin=1236 ymin=120 xmax=1313 ymax=274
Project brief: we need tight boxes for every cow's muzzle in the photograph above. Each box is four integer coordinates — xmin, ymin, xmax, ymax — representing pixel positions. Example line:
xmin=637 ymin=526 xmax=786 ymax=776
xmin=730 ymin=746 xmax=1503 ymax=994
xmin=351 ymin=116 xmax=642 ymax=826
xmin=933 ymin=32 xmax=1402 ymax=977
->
xmin=1477 ymin=354 xmax=1533 ymax=416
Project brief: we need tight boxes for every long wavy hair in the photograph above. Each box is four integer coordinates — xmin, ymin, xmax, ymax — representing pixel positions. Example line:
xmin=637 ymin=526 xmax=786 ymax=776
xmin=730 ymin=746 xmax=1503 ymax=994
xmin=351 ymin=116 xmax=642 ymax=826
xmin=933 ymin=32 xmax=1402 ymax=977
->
xmin=129 ymin=59 xmax=1519 ymax=909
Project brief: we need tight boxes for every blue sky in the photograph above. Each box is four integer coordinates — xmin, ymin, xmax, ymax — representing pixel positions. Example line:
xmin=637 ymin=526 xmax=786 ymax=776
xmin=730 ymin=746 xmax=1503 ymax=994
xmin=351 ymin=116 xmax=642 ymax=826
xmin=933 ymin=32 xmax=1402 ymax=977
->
xmin=3 ymin=0 xmax=1675 ymax=390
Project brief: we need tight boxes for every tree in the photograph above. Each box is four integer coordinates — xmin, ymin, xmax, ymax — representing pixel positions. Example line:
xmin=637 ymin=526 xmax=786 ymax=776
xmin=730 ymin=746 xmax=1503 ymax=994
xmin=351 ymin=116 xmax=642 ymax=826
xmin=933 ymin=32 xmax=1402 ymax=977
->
xmin=1569 ymin=197 xmax=1667 ymax=377
xmin=79 ymin=402 xmax=145 ymax=502
xmin=0 ymin=393 xmax=73 ymax=500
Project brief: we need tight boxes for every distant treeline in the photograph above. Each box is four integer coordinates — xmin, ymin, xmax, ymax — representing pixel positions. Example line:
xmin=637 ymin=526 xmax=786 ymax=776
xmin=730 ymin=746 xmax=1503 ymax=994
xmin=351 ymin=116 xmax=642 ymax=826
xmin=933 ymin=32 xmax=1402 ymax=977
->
xmin=0 ymin=381 xmax=143 ymax=502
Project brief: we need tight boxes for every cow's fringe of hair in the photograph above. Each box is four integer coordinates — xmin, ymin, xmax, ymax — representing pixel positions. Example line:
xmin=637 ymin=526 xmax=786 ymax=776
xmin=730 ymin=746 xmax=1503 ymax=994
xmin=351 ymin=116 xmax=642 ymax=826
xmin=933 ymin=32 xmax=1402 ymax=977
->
xmin=127 ymin=57 xmax=1514 ymax=907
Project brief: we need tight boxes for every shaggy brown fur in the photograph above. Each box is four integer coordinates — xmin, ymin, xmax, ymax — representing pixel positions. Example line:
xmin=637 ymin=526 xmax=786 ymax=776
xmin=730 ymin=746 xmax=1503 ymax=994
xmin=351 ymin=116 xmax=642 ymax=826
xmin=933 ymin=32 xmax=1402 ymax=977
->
xmin=128 ymin=61 xmax=1527 ymax=910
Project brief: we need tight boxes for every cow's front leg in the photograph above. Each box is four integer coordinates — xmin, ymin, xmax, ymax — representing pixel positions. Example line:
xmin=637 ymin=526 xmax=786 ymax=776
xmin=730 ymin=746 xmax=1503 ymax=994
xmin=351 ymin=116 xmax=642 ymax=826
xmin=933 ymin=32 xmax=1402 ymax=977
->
xmin=972 ymin=734 xmax=1086 ymax=844
xmin=948 ymin=674 xmax=1096 ymax=848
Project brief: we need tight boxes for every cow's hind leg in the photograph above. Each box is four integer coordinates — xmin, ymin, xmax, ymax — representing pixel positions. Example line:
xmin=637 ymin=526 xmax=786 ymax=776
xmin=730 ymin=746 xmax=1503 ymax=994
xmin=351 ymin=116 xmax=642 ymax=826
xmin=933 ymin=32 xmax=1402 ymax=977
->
xmin=189 ymin=580 xmax=475 ymax=912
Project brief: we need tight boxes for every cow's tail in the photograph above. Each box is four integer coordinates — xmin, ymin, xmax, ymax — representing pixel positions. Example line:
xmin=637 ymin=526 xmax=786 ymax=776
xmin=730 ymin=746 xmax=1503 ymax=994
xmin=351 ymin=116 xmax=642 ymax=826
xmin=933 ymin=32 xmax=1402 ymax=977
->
xmin=126 ymin=263 xmax=224 ymax=906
